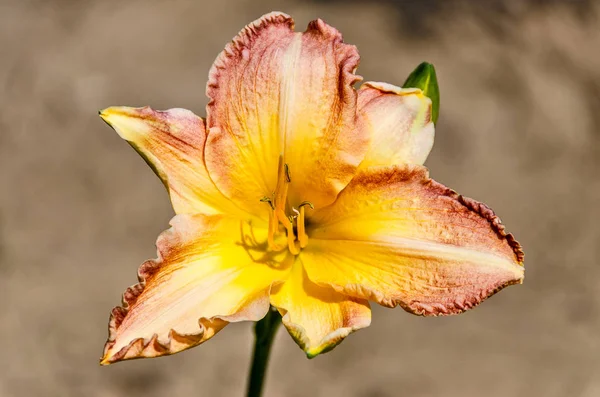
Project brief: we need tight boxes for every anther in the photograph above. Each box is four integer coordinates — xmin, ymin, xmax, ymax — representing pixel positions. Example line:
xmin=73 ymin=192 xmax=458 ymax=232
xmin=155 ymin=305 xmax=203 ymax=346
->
xmin=275 ymin=209 xmax=299 ymax=255
xmin=284 ymin=163 xmax=291 ymax=182
xmin=298 ymin=201 xmax=314 ymax=209
xmin=260 ymin=196 xmax=274 ymax=210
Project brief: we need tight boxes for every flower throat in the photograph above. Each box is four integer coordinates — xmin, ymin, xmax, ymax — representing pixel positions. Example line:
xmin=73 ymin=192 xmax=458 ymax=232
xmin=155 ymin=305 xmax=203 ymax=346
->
xmin=261 ymin=156 xmax=312 ymax=255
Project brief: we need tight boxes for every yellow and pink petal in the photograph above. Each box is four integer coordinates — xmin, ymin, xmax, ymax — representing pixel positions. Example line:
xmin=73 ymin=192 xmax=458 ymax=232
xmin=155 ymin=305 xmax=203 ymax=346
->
xmin=100 ymin=106 xmax=244 ymax=217
xmin=269 ymin=259 xmax=371 ymax=358
xmin=101 ymin=214 xmax=292 ymax=364
xmin=357 ymin=82 xmax=434 ymax=168
xmin=304 ymin=164 xmax=524 ymax=315
xmin=204 ymin=12 xmax=369 ymax=215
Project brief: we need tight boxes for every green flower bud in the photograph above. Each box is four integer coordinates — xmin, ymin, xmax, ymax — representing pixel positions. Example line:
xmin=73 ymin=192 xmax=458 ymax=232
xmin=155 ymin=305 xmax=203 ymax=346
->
xmin=403 ymin=62 xmax=440 ymax=124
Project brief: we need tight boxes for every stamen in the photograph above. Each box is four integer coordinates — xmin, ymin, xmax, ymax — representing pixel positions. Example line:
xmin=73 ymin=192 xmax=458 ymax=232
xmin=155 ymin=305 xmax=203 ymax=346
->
xmin=297 ymin=201 xmax=313 ymax=248
xmin=276 ymin=208 xmax=299 ymax=255
xmin=267 ymin=209 xmax=277 ymax=250
xmin=259 ymin=196 xmax=278 ymax=250
xmin=287 ymin=227 xmax=300 ymax=255
xmin=261 ymin=156 xmax=309 ymax=255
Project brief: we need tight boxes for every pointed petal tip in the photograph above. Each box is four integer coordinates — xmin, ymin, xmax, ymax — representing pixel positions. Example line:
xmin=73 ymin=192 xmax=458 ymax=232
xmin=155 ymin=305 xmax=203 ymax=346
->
xmin=96 ymin=106 xmax=161 ymax=142
xmin=99 ymin=356 xmax=111 ymax=366
xmin=98 ymin=106 xmax=122 ymax=117
xmin=98 ymin=107 xmax=113 ymax=125
xmin=98 ymin=106 xmax=128 ymax=128
xmin=304 ymin=345 xmax=329 ymax=359
xmin=301 ymin=321 xmax=370 ymax=358
xmin=283 ymin=318 xmax=350 ymax=359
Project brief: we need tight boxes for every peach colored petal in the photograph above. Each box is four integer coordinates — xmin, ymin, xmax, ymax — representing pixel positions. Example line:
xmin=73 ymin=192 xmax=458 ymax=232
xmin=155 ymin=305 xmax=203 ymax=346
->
xmin=204 ymin=12 xmax=368 ymax=216
xmin=304 ymin=165 xmax=524 ymax=316
xmin=270 ymin=259 xmax=371 ymax=357
xmin=101 ymin=214 xmax=292 ymax=364
xmin=99 ymin=106 xmax=245 ymax=217
xmin=357 ymin=82 xmax=434 ymax=168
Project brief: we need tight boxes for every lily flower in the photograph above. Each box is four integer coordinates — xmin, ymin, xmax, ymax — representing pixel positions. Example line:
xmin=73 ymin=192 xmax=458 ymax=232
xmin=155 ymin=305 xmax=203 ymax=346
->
xmin=99 ymin=12 xmax=524 ymax=364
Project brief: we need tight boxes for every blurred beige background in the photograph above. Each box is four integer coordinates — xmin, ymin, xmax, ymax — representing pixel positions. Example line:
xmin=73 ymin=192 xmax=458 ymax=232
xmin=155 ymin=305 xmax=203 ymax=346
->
xmin=1 ymin=0 xmax=599 ymax=396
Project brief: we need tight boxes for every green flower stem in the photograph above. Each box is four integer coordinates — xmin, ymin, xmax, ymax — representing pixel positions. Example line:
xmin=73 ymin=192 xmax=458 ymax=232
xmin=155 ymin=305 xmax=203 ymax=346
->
xmin=246 ymin=308 xmax=282 ymax=397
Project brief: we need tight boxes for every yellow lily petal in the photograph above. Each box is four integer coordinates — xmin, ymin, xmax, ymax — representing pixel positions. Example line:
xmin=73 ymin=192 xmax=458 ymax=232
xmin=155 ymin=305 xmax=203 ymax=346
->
xmin=270 ymin=259 xmax=371 ymax=358
xmin=304 ymin=165 xmax=524 ymax=315
xmin=204 ymin=12 xmax=369 ymax=215
xmin=100 ymin=106 xmax=243 ymax=217
xmin=358 ymin=82 xmax=434 ymax=167
xmin=101 ymin=214 xmax=292 ymax=364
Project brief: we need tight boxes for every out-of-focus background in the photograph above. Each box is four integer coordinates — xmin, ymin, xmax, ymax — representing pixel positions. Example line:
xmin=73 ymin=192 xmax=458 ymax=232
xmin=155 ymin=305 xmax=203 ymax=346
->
xmin=1 ymin=0 xmax=599 ymax=396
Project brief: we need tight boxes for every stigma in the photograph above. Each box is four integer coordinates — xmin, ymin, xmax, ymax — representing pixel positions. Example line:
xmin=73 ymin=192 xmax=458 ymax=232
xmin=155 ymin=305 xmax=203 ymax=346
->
xmin=261 ymin=156 xmax=312 ymax=255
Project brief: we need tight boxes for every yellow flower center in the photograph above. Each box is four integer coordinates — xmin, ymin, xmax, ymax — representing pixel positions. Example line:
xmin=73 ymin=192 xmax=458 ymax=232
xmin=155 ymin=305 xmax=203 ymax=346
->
xmin=261 ymin=156 xmax=312 ymax=255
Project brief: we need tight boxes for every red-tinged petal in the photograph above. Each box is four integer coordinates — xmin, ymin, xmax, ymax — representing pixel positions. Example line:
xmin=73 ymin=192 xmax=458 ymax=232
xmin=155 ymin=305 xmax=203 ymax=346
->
xmin=358 ymin=82 xmax=434 ymax=167
xmin=304 ymin=165 xmax=524 ymax=316
xmin=270 ymin=259 xmax=371 ymax=358
xmin=100 ymin=106 xmax=245 ymax=217
xmin=205 ymin=12 xmax=368 ymax=216
xmin=101 ymin=214 xmax=292 ymax=364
